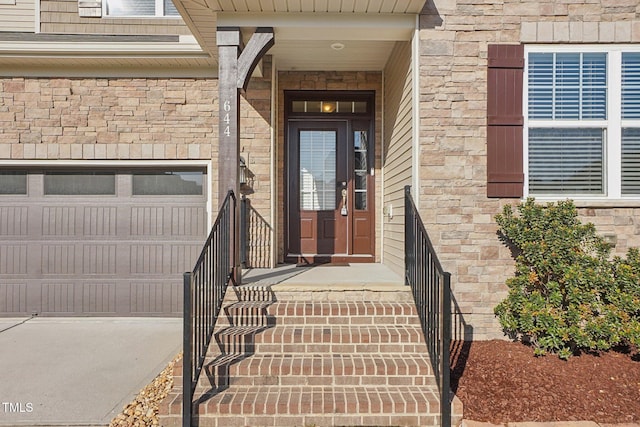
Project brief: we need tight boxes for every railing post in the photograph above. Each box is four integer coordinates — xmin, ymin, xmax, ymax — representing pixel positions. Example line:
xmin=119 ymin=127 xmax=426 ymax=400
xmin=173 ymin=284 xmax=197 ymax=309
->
xmin=182 ymin=272 xmax=193 ymax=427
xmin=404 ymin=185 xmax=412 ymax=287
xmin=240 ymin=195 xmax=247 ymax=268
xmin=441 ymin=271 xmax=452 ymax=427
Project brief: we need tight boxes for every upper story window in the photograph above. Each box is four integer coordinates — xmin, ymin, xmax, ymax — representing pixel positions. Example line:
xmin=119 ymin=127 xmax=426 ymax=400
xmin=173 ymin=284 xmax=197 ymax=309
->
xmin=525 ymin=46 xmax=640 ymax=199
xmin=104 ymin=0 xmax=179 ymax=17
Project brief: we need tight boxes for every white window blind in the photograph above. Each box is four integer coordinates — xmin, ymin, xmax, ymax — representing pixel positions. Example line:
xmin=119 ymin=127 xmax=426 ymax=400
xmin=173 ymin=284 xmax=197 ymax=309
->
xmin=528 ymin=53 xmax=607 ymax=120
xmin=104 ymin=0 xmax=179 ymax=16
xmin=622 ymin=53 xmax=640 ymax=119
xmin=622 ymin=128 xmax=640 ymax=194
xmin=299 ymin=131 xmax=336 ymax=211
xmin=528 ymin=128 xmax=604 ymax=195
xmin=164 ymin=0 xmax=179 ymax=16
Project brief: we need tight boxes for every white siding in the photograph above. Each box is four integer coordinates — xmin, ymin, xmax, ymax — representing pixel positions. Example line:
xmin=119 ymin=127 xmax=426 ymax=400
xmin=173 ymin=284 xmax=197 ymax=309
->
xmin=0 ymin=0 xmax=35 ymax=33
xmin=382 ymin=40 xmax=413 ymax=276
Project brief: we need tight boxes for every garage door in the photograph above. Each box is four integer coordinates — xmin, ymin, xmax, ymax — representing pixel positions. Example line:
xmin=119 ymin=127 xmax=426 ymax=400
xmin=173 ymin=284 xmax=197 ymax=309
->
xmin=0 ymin=168 xmax=208 ymax=316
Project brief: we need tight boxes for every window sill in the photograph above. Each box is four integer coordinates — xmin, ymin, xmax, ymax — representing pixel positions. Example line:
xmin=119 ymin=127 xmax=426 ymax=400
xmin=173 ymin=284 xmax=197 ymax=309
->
xmin=527 ymin=197 xmax=640 ymax=209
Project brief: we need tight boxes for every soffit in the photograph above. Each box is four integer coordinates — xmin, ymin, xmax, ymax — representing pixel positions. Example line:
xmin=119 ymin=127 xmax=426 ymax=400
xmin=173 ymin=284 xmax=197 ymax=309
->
xmin=190 ymin=0 xmax=426 ymax=13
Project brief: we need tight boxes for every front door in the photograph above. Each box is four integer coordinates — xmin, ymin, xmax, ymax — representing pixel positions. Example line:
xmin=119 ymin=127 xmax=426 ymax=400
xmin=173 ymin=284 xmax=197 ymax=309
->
xmin=286 ymin=115 xmax=375 ymax=263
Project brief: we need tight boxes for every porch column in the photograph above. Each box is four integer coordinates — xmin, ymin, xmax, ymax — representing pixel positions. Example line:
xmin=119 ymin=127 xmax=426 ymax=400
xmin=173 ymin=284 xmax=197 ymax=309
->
xmin=217 ymin=27 xmax=274 ymax=282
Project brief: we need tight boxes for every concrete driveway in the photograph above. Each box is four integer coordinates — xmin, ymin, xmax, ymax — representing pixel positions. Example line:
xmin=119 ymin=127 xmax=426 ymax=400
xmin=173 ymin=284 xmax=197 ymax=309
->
xmin=0 ymin=317 xmax=182 ymax=427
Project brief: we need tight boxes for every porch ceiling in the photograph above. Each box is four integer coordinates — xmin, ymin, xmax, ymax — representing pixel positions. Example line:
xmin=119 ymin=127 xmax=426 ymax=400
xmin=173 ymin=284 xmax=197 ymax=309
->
xmin=174 ymin=1 xmax=423 ymax=71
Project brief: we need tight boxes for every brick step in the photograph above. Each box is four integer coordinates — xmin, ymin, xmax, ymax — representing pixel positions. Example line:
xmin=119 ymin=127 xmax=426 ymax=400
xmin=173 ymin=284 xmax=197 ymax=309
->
xmin=219 ymin=301 xmax=276 ymax=327
xmin=234 ymin=286 xmax=276 ymax=302
xmin=216 ymin=301 xmax=420 ymax=329
xmin=216 ymin=354 xmax=435 ymax=387
xmin=193 ymin=385 xmax=440 ymax=427
xmin=255 ymin=324 xmax=426 ymax=345
xmin=265 ymin=301 xmax=418 ymax=317
xmin=210 ymin=324 xmax=427 ymax=356
xmin=211 ymin=325 xmax=267 ymax=356
xmin=271 ymin=289 xmax=414 ymax=303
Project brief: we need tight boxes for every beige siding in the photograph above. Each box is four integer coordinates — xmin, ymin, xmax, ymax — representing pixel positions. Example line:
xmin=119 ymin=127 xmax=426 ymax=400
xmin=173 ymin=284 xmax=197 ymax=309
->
xmin=40 ymin=0 xmax=192 ymax=35
xmin=0 ymin=0 xmax=35 ymax=33
xmin=382 ymin=41 xmax=413 ymax=277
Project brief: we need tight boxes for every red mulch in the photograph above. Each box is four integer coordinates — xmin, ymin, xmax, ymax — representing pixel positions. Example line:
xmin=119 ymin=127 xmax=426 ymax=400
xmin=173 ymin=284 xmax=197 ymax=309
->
xmin=451 ymin=340 xmax=640 ymax=424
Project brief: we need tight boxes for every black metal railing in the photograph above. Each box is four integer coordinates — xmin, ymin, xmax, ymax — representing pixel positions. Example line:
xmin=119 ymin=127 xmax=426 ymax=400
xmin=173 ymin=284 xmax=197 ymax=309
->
xmin=183 ymin=190 xmax=237 ymax=427
xmin=404 ymin=185 xmax=452 ymax=427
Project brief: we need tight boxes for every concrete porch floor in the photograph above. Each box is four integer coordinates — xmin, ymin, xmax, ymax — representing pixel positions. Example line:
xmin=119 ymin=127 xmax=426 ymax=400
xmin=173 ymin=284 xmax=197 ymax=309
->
xmin=240 ymin=263 xmax=405 ymax=291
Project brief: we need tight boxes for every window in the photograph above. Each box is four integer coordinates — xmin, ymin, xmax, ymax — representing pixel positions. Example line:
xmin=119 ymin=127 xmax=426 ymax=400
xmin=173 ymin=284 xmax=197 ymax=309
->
xmin=44 ymin=171 xmax=116 ymax=195
xmin=299 ymin=130 xmax=336 ymax=211
xmin=104 ymin=0 xmax=179 ymax=17
xmin=132 ymin=171 xmax=203 ymax=195
xmin=525 ymin=46 xmax=640 ymax=199
xmin=0 ymin=171 xmax=26 ymax=195
xmin=354 ymin=130 xmax=368 ymax=210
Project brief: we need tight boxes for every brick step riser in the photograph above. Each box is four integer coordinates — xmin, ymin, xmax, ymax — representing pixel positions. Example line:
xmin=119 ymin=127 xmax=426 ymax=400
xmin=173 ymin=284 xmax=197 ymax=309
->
xmin=225 ymin=358 xmax=434 ymax=377
xmin=234 ymin=290 xmax=276 ymax=303
xmin=265 ymin=308 xmax=420 ymax=318
xmin=214 ymin=326 xmax=427 ymax=347
xmin=218 ymin=314 xmax=421 ymax=328
xmin=192 ymin=414 xmax=440 ymax=427
xmin=225 ymin=376 xmax=436 ymax=387
xmin=270 ymin=316 xmax=421 ymax=326
xmin=212 ymin=334 xmax=257 ymax=356
xmin=206 ymin=344 xmax=430 ymax=359
xmin=254 ymin=328 xmax=426 ymax=345
xmin=197 ymin=391 xmax=440 ymax=417
xmin=252 ymin=342 xmax=428 ymax=354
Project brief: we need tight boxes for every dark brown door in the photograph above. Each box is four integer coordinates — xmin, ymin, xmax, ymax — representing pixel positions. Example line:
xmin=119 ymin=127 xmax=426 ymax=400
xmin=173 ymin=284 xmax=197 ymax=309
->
xmin=287 ymin=120 xmax=374 ymax=261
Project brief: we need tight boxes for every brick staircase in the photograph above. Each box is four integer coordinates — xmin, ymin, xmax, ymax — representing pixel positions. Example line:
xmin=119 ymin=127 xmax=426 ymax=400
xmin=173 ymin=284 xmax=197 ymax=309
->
xmin=160 ymin=285 xmax=462 ymax=427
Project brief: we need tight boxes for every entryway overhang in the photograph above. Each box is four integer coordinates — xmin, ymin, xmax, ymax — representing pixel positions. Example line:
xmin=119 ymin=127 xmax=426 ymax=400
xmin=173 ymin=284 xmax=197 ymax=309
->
xmin=172 ymin=1 xmax=422 ymax=71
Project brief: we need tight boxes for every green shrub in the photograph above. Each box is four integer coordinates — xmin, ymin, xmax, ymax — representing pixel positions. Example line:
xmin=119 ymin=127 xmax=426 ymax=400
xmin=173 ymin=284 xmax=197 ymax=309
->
xmin=494 ymin=198 xmax=640 ymax=359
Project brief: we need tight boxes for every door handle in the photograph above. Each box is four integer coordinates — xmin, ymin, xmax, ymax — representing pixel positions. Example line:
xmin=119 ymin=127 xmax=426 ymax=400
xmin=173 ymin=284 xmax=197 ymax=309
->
xmin=340 ymin=187 xmax=348 ymax=216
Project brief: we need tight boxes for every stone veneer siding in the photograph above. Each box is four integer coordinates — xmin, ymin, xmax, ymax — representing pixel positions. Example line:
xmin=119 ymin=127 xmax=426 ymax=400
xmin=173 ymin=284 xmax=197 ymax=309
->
xmin=276 ymin=71 xmax=383 ymax=264
xmin=0 ymin=77 xmax=216 ymax=160
xmin=239 ymin=58 xmax=274 ymax=268
xmin=419 ymin=0 xmax=640 ymax=340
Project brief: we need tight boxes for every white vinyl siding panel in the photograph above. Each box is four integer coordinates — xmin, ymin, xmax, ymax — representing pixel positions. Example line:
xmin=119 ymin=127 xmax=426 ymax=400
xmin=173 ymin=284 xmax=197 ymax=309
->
xmin=40 ymin=0 xmax=190 ymax=35
xmin=0 ymin=0 xmax=35 ymax=33
xmin=383 ymin=40 xmax=412 ymax=276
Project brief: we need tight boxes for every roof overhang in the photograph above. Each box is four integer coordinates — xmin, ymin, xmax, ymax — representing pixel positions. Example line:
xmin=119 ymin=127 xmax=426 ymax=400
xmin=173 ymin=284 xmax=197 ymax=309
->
xmin=173 ymin=1 xmax=424 ymax=71
xmin=0 ymin=34 xmax=216 ymax=77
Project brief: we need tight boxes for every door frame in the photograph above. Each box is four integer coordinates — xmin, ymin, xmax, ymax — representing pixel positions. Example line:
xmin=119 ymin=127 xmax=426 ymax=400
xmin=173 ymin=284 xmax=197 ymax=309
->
xmin=283 ymin=90 xmax=376 ymax=264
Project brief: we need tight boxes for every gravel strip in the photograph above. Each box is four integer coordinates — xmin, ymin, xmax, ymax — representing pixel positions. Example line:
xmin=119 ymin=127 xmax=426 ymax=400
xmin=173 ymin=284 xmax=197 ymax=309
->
xmin=109 ymin=352 xmax=182 ymax=427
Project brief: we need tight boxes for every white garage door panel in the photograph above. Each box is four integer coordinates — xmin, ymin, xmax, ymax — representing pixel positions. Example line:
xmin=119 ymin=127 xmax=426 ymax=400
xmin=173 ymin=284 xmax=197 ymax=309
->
xmin=0 ymin=169 xmax=207 ymax=317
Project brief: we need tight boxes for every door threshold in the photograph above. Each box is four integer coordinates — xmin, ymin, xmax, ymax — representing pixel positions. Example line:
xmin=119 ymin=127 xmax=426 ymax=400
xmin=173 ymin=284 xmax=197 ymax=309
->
xmin=285 ymin=255 xmax=375 ymax=265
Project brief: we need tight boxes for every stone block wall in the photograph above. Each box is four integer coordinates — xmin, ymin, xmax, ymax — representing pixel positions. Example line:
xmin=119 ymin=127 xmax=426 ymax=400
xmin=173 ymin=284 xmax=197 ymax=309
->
xmin=419 ymin=0 xmax=640 ymax=340
xmin=0 ymin=77 xmax=216 ymax=160
xmin=240 ymin=57 xmax=274 ymax=268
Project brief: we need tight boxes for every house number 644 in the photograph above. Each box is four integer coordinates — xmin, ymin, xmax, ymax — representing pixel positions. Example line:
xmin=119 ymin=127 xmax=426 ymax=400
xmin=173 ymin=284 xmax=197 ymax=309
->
xmin=223 ymin=100 xmax=231 ymax=137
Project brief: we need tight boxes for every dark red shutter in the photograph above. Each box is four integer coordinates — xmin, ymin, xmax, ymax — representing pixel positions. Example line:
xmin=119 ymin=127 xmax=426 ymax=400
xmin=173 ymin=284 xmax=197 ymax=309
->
xmin=487 ymin=44 xmax=524 ymax=198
